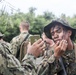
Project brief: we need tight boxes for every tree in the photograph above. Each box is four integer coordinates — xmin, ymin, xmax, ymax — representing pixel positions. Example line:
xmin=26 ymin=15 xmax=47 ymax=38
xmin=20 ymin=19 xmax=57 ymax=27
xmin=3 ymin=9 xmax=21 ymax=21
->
xmin=43 ymin=11 xmax=55 ymax=20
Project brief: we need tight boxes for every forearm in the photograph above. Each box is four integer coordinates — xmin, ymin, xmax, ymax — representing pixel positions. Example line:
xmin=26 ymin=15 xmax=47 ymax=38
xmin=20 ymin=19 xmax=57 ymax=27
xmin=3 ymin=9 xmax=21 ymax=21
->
xmin=22 ymin=53 xmax=37 ymax=71
xmin=0 ymin=52 xmax=37 ymax=75
xmin=37 ymin=54 xmax=57 ymax=75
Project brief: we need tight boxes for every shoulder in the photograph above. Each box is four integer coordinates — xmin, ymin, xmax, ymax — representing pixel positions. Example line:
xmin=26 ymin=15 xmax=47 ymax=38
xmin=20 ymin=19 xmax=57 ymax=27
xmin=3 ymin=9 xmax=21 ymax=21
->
xmin=12 ymin=35 xmax=19 ymax=40
xmin=0 ymin=43 xmax=4 ymax=50
xmin=10 ymin=35 xmax=19 ymax=43
xmin=0 ymin=43 xmax=7 ymax=60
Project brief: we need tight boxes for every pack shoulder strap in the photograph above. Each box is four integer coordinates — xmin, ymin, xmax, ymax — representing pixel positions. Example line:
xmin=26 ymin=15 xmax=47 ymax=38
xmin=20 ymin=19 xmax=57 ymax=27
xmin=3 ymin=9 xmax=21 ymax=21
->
xmin=16 ymin=33 xmax=29 ymax=59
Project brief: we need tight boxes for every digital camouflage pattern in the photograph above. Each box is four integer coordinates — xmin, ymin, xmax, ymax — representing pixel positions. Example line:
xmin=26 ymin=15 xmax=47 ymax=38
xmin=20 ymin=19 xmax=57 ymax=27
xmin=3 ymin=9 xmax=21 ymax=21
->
xmin=0 ymin=40 xmax=38 ymax=75
xmin=0 ymin=38 xmax=57 ymax=75
xmin=10 ymin=32 xmax=29 ymax=61
xmin=43 ymin=18 xmax=76 ymax=75
xmin=0 ymin=32 xmax=10 ymax=49
xmin=37 ymin=43 xmax=76 ymax=75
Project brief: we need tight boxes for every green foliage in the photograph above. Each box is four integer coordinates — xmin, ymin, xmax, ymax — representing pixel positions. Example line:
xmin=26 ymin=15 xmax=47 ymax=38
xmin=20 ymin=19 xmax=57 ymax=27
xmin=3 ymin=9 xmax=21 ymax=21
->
xmin=0 ymin=7 xmax=76 ymax=42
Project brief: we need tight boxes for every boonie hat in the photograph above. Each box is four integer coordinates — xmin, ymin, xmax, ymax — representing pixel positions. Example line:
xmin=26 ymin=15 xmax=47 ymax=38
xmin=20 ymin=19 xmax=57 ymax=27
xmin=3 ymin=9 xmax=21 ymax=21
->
xmin=44 ymin=18 xmax=76 ymax=40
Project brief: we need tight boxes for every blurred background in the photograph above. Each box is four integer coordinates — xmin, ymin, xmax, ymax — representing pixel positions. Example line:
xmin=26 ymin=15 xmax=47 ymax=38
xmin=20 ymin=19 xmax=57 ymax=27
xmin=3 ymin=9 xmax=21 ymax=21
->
xmin=0 ymin=0 xmax=76 ymax=42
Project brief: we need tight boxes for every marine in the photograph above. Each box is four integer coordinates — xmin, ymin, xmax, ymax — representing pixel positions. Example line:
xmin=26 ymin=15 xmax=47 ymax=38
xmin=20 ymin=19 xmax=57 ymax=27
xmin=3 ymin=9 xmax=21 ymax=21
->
xmin=10 ymin=21 xmax=30 ymax=61
xmin=0 ymin=39 xmax=45 ymax=75
xmin=37 ymin=18 xmax=76 ymax=75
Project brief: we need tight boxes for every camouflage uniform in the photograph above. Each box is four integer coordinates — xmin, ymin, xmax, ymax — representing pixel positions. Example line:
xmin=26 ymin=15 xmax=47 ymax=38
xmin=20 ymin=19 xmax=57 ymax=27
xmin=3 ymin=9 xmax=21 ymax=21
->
xmin=37 ymin=43 xmax=76 ymax=75
xmin=0 ymin=32 xmax=10 ymax=49
xmin=38 ymin=18 xmax=76 ymax=75
xmin=0 ymin=41 xmax=38 ymax=75
xmin=0 ymin=36 xmax=56 ymax=75
xmin=10 ymin=32 xmax=29 ymax=61
xmin=0 ymin=39 xmax=10 ymax=49
xmin=36 ymin=41 xmax=54 ymax=65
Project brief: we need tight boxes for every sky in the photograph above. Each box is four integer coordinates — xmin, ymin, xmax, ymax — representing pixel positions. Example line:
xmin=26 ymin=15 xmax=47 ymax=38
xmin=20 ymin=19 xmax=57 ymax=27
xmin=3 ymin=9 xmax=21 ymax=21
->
xmin=0 ymin=0 xmax=76 ymax=17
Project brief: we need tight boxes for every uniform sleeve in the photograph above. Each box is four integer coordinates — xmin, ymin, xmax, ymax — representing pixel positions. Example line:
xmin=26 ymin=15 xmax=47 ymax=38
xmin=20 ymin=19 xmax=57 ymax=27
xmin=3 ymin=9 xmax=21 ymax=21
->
xmin=0 ymin=44 xmax=37 ymax=75
xmin=37 ymin=54 xmax=62 ymax=75
xmin=10 ymin=37 xmax=18 ymax=56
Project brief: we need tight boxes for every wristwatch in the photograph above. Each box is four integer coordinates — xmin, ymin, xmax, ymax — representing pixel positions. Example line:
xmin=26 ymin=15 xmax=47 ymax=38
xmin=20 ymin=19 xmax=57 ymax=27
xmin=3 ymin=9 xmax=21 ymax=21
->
xmin=48 ymin=54 xmax=56 ymax=63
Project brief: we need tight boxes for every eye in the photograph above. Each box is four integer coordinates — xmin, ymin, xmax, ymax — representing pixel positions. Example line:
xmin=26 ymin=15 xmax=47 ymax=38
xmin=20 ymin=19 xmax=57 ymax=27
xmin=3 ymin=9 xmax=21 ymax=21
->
xmin=57 ymin=29 xmax=61 ymax=33
xmin=56 ymin=27 xmax=62 ymax=33
xmin=51 ymin=32 xmax=54 ymax=36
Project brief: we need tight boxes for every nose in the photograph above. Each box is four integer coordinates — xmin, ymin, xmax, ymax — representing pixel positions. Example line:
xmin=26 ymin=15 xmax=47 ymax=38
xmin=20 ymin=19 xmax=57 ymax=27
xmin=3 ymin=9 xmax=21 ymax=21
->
xmin=53 ymin=33 xmax=58 ymax=39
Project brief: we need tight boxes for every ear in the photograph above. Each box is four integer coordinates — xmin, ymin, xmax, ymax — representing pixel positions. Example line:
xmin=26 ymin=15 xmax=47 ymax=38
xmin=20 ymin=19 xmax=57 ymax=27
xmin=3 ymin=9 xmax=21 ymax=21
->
xmin=67 ymin=30 xmax=72 ymax=37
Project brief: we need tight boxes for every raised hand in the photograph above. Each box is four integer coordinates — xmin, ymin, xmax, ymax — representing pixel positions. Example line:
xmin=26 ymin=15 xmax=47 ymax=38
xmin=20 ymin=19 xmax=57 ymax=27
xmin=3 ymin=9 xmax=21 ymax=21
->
xmin=54 ymin=40 xmax=68 ymax=59
xmin=27 ymin=39 xmax=45 ymax=57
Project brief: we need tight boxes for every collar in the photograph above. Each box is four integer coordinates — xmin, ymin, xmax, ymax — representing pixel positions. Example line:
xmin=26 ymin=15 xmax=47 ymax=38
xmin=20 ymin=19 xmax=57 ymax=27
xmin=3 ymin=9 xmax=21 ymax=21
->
xmin=21 ymin=31 xmax=28 ymax=34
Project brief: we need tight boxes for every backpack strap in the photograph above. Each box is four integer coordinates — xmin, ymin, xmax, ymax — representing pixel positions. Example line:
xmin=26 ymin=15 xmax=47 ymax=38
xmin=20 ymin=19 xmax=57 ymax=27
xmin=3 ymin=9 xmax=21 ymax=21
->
xmin=19 ymin=33 xmax=29 ymax=62
xmin=16 ymin=33 xmax=29 ymax=59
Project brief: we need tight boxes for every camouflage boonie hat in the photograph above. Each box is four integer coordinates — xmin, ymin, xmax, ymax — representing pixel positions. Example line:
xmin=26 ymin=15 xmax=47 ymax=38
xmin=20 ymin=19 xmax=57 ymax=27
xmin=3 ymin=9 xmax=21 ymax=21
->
xmin=0 ymin=32 xmax=4 ymax=37
xmin=44 ymin=18 xmax=76 ymax=40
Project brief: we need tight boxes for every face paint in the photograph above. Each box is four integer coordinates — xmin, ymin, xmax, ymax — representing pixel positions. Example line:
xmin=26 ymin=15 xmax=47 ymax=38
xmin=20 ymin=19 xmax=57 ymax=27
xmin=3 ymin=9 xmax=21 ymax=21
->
xmin=50 ymin=25 xmax=69 ymax=43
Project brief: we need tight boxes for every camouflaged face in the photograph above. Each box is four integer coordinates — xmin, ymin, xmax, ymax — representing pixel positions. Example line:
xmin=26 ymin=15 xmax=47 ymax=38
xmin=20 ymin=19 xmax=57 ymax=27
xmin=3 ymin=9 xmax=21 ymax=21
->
xmin=44 ymin=18 xmax=76 ymax=40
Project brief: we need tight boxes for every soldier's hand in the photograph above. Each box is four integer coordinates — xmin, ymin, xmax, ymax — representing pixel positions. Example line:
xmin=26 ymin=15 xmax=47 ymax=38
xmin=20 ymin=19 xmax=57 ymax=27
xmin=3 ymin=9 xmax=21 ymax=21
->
xmin=54 ymin=40 xmax=68 ymax=59
xmin=27 ymin=39 xmax=45 ymax=57
xmin=44 ymin=38 xmax=55 ymax=47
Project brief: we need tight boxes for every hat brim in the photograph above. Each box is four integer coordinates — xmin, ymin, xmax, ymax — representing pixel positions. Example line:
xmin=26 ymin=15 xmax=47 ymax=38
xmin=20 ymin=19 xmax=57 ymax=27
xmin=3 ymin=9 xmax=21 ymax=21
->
xmin=44 ymin=21 xmax=76 ymax=40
